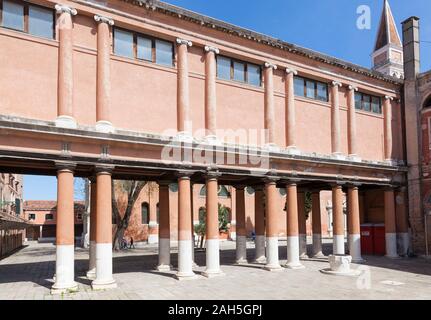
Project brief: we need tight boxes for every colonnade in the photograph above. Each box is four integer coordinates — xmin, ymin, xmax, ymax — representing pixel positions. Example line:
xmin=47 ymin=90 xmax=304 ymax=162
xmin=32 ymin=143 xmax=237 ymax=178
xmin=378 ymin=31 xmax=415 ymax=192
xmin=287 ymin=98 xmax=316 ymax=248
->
xmin=53 ymin=5 xmax=397 ymax=163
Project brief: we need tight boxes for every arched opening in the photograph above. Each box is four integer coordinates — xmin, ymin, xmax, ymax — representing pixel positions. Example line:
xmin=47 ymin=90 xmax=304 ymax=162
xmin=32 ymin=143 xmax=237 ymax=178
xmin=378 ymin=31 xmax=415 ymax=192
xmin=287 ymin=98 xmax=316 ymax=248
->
xmin=424 ymin=95 xmax=431 ymax=109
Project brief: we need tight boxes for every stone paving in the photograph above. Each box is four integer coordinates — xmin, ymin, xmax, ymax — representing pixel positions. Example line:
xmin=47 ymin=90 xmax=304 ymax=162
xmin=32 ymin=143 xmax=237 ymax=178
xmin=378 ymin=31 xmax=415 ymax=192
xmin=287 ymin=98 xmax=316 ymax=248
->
xmin=0 ymin=240 xmax=430 ymax=300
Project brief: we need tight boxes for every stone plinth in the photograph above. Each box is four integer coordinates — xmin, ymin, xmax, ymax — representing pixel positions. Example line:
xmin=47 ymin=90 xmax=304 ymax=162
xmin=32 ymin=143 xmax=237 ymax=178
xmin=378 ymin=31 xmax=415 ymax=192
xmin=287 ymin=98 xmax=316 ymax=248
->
xmin=320 ymin=254 xmax=361 ymax=276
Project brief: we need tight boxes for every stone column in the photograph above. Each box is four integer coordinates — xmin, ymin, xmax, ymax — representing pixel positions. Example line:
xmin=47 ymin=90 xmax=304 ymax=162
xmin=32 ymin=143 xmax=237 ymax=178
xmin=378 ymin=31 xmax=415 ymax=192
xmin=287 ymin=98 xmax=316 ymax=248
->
xmin=148 ymin=193 xmax=158 ymax=244
xmin=264 ymin=62 xmax=278 ymax=150
xmin=347 ymin=185 xmax=363 ymax=262
xmin=54 ymin=5 xmax=77 ymax=129
xmin=157 ymin=181 xmax=171 ymax=271
xmin=285 ymin=182 xmax=304 ymax=269
xmin=396 ymin=188 xmax=410 ymax=256
xmin=254 ymin=187 xmax=266 ymax=263
xmin=264 ymin=179 xmax=282 ymax=271
xmin=176 ymin=172 xmax=196 ymax=279
xmin=384 ymin=188 xmax=399 ymax=258
xmin=331 ymin=81 xmax=343 ymax=158
xmin=204 ymin=45 xmax=220 ymax=144
xmin=51 ymin=162 xmax=77 ymax=294
xmin=383 ymin=96 xmax=394 ymax=163
xmin=332 ymin=184 xmax=345 ymax=254
xmin=203 ymin=171 xmax=223 ymax=277
xmin=176 ymin=38 xmax=193 ymax=142
xmin=347 ymin=85 xmax=360 ymax=161
xmin=311 ymin=191 xmax=324 ymax=258
xmin=285 ymin=68 xmax=299 ymax=154
xmin=92 ymin=166 xmax=116 ymax=290
xmin=297 ymin=192 xmax=308 ymax=258
xmin=86 ymin=177 xmax=97 ymax=279
xmin=94 ymin=15 xmax=115 ymax=133
xmin=235 ymin=185 xmax=247 ymax=264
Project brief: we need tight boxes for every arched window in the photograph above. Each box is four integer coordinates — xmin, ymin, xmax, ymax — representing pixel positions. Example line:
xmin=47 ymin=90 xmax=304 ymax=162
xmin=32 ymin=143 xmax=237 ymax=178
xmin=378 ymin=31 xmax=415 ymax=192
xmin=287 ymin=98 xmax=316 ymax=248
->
xmin=169 ymin=183 xmax=178 ymax=193
xmin=156 ymin=203 xmax=160 ymax=224
xmin=246 ymin=186 xmax=255 ymax=195
xmin=141 ymin=202 xmax=149 ymax=225
xmin=279 ymin=188 xmax=287 ymax=196
xmin=218 ymin=185 xmax=230 ymax=197
xmin=200 ymin=186 xmax=206 ymax=197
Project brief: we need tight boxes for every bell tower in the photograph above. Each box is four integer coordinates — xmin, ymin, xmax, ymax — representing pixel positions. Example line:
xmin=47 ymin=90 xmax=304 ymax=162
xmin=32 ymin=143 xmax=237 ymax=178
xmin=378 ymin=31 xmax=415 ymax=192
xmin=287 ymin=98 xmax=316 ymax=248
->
xmin=372 ymin=0 xmax=404 ymax=78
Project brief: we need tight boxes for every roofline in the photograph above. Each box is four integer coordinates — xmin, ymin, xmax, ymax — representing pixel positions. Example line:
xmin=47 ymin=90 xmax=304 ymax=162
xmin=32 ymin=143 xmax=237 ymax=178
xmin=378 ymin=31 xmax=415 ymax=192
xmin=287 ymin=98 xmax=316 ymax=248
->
xmin=120 ymin=0 xmax=403 ymax=85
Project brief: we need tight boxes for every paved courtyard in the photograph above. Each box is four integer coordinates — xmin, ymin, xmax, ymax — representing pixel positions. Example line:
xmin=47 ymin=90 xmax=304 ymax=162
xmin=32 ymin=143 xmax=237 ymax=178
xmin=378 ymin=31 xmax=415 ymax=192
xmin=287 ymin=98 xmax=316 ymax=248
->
xmin=0 ymin=240 xmax=430 ymax=300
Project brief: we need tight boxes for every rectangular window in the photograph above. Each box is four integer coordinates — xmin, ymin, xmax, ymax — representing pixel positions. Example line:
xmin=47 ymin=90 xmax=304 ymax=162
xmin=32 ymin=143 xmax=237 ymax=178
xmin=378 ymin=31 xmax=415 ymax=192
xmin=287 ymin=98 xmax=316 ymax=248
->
xmin=216 ymin=55 xmax=261 ymax=87
xmin=354 ymin=92 xmax=382 ymax=114
xmin=28 ymin=213 xmax=36 ymax=220
xmin=45 ymin=213 xmax=53 ymax=221
xmin=293 ymin=76 xmax=328 ymax=102
xmin=113 ymin=29 xmax=134 ymax=59
xmin=216 ymin=56 xmax=231 ymax=80
xmin=233 ymin=61 xmax=245 ymax=82
xmin=247 ymin=63 xmax=261 ymax=86
xmin=294 ymin=76 xmax=305 ymax=97
xmin=113 ymin=27 xmax=174 ymax=67
xmin=1 ymin=0 xmax=54 ymax=39
xmin=155 ymin=39 xmax=173 ymax=66
xmin=137 ymin=36 xmax=152 ymax=61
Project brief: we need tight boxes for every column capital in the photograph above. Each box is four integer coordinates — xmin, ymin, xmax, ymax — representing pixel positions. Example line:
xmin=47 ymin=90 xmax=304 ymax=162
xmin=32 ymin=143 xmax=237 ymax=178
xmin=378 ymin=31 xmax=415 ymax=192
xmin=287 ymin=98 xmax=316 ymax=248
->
xmin=94 ymin=15 xmax=114 ymax=26
xmin=330 ymin=181 xmax=346 ymax=188
xmin=205 ymin=169 xmax=221 ymax=180
xmin=285 ymin=67 xmax=298 ymax=75
xmin=176 ymin=38 xmax=193 ymax=47
xmin=384 ymin=95 xmax=394 ymax=101
xmin=331 ymin=81 xmax=342 ymax=88
xmin=55 ymin=161 xmax=76 ymax=172
xmin=347 ymin=182 xmax=361 ymax=189
xmin=347 ymin=85 xmax=358 ymax=92
xmin=285 ymin=178 xmax=301 ymax=185
xmin=233 ymin=184 xmax=246 ymax=190
xmin=175 ymin=170 xmax=194 ymax=179
xmin=264 ymin=62 xmax=277 ymax=70
xmin=95 ymin=164 xmax=115 ymax=174
xmin=204 ymin=45 xmax=219 ymax=54
xmin=263 ymin=176 xmax=279 ymax=184
xmin=158 ymin=180 xmax=173 ymax=187
xmin=55 ymin=4 xmax=77 ymax=15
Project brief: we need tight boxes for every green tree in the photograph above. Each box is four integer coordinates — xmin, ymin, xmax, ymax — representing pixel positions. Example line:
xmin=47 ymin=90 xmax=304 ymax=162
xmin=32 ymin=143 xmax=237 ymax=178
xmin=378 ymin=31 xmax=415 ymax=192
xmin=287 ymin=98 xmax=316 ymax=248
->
xmin=194 ymin=204 xmax=230 ymax=248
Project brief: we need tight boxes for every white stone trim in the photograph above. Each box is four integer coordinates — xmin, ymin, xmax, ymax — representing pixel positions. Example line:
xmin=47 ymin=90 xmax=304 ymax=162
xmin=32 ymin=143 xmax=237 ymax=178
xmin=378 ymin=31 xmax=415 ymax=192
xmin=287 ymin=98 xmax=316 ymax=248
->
xmin=95 ymin=120 xmax=115 ymax=133
xmin=312 ymin=233 xmax=324 ymax=258
xmin=147 ymin=234 xmax=158 ymax=244
xmin=285 ymin=68 xmax=298 ymax=75
xmin=398 ymin=232 xmax=410 ymax=256
xmin=235 ymin=235 xmax=247 ymax=264
xmin=176 ymin=38 xmax=193 ymax=47
xmin=348 ymin=234 xmax=364 ymax=262
xmin=203 ymin=239 xmax=224 ymax=277
xmin=176 ymin=239 xmax=196 ymax=279
xmin=264 ymin=62 xmax=277 ymax=70
xmin=51 ymin=244 xmax=77 ymax=294
xmin=333 ymin=235 xmax=345 ymax=255
xmin=157 ymin=237 xmax=171 ymax=271
xmin=385 ymin=232 xmax=399 ymax=258
xmin=55 ymin=4 xmax=77 ymax=15
xmin=331 ymin=81 xmax=342 ymax=87
xmin=347 ymin=85 xmax=358 ymax=92
xmin=94 ymin=15 xmax=114 ymax=26
xmin=299 ymin=233 xmax=308 ymax=258
xmin=285 ymin=236 xmax=304 ymax=269
xmin=264 ymin=236 xmax=282 ymax=271
xmin=92 ymin=243 xmax=116 ymax=290
xmin=254 ymin=235 xmax=266 ymax=263
xmin=55 ymin=115 xmax=77 ymax=129
xmin=204 ymin=45 xmax=220 ymax=54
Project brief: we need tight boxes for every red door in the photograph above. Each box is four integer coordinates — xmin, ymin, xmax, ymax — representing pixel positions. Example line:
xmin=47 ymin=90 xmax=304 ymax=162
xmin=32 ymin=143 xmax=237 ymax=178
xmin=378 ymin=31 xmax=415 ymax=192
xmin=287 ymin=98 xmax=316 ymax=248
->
xmin=373 ymin=224 xmax=386 ymax=255
xmin=360 ymin=224 xmax=374 ymax=255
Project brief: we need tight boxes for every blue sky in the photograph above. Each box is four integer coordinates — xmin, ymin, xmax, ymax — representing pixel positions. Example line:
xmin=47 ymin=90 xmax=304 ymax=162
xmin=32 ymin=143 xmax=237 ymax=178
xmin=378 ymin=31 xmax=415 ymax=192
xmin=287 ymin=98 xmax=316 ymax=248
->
xmin=23 ymin=0 xmax=431 ymax=201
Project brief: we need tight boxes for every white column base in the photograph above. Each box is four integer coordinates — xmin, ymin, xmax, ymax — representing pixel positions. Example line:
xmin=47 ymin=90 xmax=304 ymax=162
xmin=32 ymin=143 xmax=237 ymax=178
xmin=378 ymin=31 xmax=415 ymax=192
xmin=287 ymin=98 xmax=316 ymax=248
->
xmin=175 ymin=131 xmax=194 ymax=143
xmin=397 ymin=232 xmax=410 ymax=257
xmin=347 ymin=154 xmax=362 ymax=162
xmin=157 ymin=238 xmax=171 ymax=271
xmin=385 ymin=233 xmax=399 ymax=258
xmin=91 ymin=243 xmax=116 ymax=290
xmin=176 ymin=239 xmax=197 ymax=280
xmin=254 ymin=235 xmax=266 ymax=263
xmin=203 ymin=239 xmax=223 ymax=277
xmin=299 ymin=233 xmax=309 ymax=258
xmin=333 ymin=234 xmax=345 ymax=255
xmin=51 ymin=244 xmax=77 ymax=294
xmin=285 ymin=236 xmax=304 ymax=269
xmin=230 ymin=232 xmax=236 ymax=241
xmin=312 ymin=233 xmax=325 ymax=258
xmin=235 ymin=235 xmax=248 ymax=264
xmin=86 ymin=240 xmax=96 ymax=279
xmin=147 ymin=234 xmax=158 ymax=244
xmin=55 ymin=115 xmax=77 ymax=129
xmin=286 ymin=146 xmax=301 ymax=155
xmin=264 ymin=237 xmax=282 ymax=271
xmin=348 ymin=234 xmax=364 ymax=262
xmin=95 ymin=120 xmax=115 ymax=134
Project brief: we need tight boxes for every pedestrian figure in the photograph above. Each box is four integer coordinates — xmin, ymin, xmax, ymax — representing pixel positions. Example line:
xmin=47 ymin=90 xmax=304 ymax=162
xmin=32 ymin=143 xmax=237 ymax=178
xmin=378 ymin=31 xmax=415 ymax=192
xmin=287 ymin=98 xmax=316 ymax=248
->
xmin=129 ymin=237 xmax=135 ymax=249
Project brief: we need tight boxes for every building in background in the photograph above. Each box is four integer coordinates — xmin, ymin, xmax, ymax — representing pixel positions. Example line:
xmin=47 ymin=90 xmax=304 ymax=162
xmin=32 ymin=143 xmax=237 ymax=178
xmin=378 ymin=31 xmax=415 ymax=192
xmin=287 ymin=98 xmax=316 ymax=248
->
xmin=0 ymin=173 xmax=27 ymax=258
xmin=23 ymin=200 xmax=84 ymax=242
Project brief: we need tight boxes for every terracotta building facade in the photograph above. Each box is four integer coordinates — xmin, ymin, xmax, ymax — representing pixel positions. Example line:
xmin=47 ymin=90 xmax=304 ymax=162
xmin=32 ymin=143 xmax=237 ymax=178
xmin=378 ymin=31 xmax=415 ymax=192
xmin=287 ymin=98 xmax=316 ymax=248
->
xmin=0 ymin=0 xmax=427 ymax=294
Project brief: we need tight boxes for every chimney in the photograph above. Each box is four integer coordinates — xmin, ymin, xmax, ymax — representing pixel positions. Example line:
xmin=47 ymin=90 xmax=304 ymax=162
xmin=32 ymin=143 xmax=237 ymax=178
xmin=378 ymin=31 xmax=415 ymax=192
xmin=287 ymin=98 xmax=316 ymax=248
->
xmin=402 ymin=16 xmax=420 ymax=80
